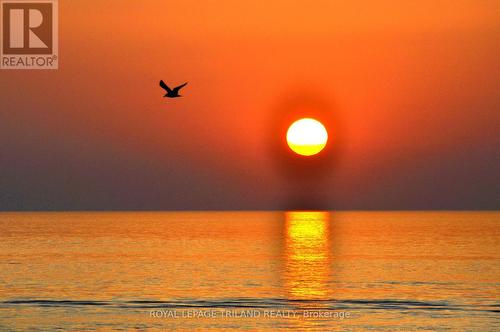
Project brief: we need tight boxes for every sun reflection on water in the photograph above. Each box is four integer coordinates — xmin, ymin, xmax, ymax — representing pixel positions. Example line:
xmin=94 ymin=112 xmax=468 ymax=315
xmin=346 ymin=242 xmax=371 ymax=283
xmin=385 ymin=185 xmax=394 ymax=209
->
xmin=283 ymin=211 xmax=331 ymax=300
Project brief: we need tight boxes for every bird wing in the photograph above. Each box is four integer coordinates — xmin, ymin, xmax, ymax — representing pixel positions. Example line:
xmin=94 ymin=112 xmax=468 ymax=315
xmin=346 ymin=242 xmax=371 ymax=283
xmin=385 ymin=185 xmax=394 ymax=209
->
xmin=173 ymin=82 xmax=188 ymax=93
xmin=159 ymin=80 xmax=172 ymax=93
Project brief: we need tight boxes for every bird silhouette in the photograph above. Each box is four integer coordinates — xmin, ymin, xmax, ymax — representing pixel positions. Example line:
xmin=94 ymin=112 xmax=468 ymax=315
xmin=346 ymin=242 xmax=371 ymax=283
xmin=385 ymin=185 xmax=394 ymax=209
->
xmin=160 ymin=80 xmax=188 ymax=98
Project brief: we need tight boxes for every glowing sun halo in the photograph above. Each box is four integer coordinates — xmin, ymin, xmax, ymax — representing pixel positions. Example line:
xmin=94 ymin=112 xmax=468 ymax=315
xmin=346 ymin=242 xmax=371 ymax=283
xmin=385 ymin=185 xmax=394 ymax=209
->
xmin=286 ymin=118 xmax=328 ymax=156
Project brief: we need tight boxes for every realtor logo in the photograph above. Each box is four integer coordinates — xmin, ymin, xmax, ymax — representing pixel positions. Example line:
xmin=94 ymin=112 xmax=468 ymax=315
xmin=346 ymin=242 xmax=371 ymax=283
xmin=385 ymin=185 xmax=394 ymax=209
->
xmin=1 ymin=0 xmax=58 ymax=69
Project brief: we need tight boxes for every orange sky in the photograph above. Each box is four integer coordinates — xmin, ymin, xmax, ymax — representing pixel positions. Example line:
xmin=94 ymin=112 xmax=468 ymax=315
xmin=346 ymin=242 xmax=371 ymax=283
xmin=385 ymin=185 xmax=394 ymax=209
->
xmin=1 ymin=0 xmax=499 ymax=209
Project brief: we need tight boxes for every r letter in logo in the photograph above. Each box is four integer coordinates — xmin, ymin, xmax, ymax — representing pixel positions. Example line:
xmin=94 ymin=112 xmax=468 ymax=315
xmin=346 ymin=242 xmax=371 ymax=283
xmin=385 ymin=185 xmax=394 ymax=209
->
xmin=1 ymin=0 xmax=58 ymax=69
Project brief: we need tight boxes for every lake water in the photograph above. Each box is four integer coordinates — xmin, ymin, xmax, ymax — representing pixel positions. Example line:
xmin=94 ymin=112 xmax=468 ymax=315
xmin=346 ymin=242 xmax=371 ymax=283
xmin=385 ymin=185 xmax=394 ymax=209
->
xmin=0 ymin=211 xmax=498 ymax=331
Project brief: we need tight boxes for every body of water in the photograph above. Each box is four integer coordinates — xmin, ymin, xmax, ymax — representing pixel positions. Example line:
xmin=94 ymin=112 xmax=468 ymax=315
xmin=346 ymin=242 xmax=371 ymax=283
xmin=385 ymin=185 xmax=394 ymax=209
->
xmin=0 ymin=211 xmax=498 ymax=331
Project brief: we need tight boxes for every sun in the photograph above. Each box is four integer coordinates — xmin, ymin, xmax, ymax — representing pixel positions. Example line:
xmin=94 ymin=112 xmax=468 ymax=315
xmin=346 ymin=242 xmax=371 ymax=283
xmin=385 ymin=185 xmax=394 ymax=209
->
xmin=286 ymin=118 xmax=328 ymax=156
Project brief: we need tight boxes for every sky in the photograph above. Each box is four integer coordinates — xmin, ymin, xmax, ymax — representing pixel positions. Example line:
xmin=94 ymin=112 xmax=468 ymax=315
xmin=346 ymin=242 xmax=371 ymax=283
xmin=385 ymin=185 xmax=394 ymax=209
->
xmin=1 ymin=0 xmax=499 ymax=210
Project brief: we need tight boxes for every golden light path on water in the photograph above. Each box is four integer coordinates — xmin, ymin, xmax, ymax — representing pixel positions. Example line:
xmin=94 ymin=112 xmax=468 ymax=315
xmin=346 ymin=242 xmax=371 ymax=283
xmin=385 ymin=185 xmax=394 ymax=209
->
xmin=283 ymin=211 xmax=331 ymax=301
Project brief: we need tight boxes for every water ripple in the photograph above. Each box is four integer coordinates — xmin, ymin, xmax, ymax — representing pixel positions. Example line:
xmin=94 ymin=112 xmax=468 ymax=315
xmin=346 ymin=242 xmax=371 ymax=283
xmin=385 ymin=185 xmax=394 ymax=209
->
xmin=1 ymin=298 xmax=497 ymax=313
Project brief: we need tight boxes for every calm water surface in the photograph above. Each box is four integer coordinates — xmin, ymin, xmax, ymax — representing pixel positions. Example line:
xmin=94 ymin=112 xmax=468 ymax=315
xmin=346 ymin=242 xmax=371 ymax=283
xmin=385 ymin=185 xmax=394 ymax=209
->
xmin=0 ymin=211 xmax=498 ymax=331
